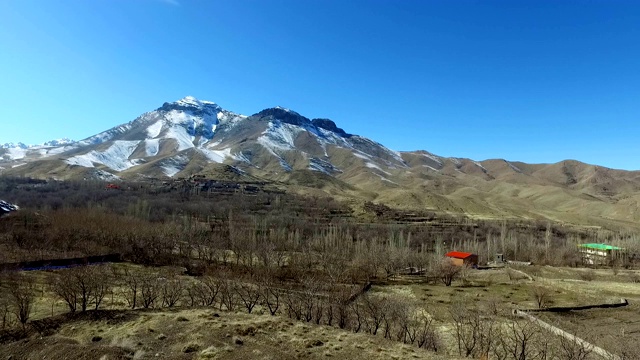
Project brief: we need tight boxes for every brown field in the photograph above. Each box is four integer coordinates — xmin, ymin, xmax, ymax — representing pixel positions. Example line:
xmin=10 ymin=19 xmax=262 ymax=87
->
xmin=2 ymin=264 xmax=639 ymax=359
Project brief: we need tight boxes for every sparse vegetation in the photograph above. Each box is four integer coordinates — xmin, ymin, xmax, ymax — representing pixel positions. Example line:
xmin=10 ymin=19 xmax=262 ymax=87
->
xmin=0 ymin=176 xmax=639 ymax=359
xmin=579 ymin=269 xmax=597 ymax=282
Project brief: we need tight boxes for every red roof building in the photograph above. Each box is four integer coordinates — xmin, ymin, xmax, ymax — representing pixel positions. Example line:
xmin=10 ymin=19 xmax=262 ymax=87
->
xmin=445 ymin=251 xmax=478 ymax=267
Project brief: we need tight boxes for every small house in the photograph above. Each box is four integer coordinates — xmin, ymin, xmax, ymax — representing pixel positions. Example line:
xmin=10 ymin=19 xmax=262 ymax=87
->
xmin=578 ymin=243 xmax=625 ymax=266
xmin=445 ymin=251 xmax=479 ymax=267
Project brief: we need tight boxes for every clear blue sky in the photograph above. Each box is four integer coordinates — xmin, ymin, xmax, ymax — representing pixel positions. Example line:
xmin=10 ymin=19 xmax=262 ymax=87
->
xmin=1 ymin=0 xmax=639 ymax=170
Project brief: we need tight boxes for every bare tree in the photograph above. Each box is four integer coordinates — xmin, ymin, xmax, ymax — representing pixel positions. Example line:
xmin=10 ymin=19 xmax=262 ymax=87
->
xmin=257 ymin=275 xmax=281 ymax=315
xmin=414 ymin=312 xmax=440 ymax=351
xmin=313 ymin=296 xmax=324 ymax=325
xmin=349 ymin=299 xmax=365 ymax=333
xmin=51 ymin=266 xmax=112 ymax=313
xmin=7 ymin=274 xmax=36 ymax=328
xmin=300 ymin=276 xmax=321 ymax=323
xmin=530 ymin=286 xmax=550 ymax=309
xmin=434 ymin=259 xmax=461 ymax=287
xmin=219 ymin=279 xmax=238 ymax=311
xmin=0 ymin=295 xmax=15 ymax=330
xmin=557 ymin=332 xmax=593 ymax=360
xmin=283 ymin=291 xmax=303 ymax=320
xmin=140 ymin=273 xmax=161 ymax=309
xmin=361 ymin=294 xmax=388 ymax=335
xmin=115 ymin=267 xmax=140 ymax=309
xmin=494 ymin=320 xmax=548 ymax=360
xmin=235 ymin=282 xmax=261 ymax=313
xmin=389 ymin=300 xmax=412 ymax=343
xmin=51 ymin=271 xmax=78 ymax=313
xmin=186 ymin=275 xmax=221 ymax=307
xmin=160 ymin=277 xmax=184 ymax=307
xmin=450 ymin=304 xmax=496 ymax=358
xmin=332 ymin=286 xmax=354 ymax=330
xmin=90 ymin=266 xmax=112 ymax=310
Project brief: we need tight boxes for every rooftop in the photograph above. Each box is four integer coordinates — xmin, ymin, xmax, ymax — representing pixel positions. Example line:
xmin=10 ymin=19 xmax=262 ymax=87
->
xmin=445 ymin=251 xmax=474 ymax=259
xmin=578 ymin=243 xmax=623 ymax=251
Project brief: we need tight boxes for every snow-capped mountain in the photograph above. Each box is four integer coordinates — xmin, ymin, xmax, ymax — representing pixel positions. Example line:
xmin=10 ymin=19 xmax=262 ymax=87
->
xmin=3 ymin=96 xmax=640 ymax=227
xmin=1 ymin=138 xmax=77 ymax=161
xmin=0 ymin=96 xmax=409 ymax=181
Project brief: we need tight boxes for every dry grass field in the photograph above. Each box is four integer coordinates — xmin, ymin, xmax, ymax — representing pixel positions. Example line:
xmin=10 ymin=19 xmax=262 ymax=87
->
xmin=2 ymin=264 xmax=639 ymax=359
xmin=1 ymin=307 xmax=462 ymax=360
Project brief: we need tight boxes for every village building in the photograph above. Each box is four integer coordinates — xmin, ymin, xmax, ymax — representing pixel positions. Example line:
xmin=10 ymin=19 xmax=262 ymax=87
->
xmin=578 ymin=243 xmax=625 ymax=266
xmin=445 ymin=251 xmax=479 ymax=267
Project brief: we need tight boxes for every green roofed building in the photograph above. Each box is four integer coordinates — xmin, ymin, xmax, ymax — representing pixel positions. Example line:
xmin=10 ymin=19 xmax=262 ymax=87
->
xmin=578 ymin=243 xmax=625 ymax=266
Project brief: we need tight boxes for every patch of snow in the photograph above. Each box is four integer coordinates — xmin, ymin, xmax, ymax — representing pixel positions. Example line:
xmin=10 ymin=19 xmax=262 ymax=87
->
xmin=365 ymin=162 xmax=392 ymax=175
xmin=43 ymin=145 xmax=76 ymax=156
xmin=145 ymin=139 xmax=160 ymax=157
xmin=374 ymin=173 xmax=399 ymax=185
xmin=353 ymin=152 xmax=371 ymax=160
xmin=146 ymin=120 xmax=163 ymax=138
xmin=80 ymin=123 xmax=133 ymax=145
xmin=279 ymin=158 xmax=292 ymax=172
xmin=216 ymin=112 xmax=245 ymax=129
xmin=473 ymin=161 xmax=487 ymax=171
xmin=387 ymin=149 xmax=405 ymax=164
xmin=6 ymin=147 xmax=26 ymax=160
xmin=505 ymin=160 xmax=522 ymax=173
xmin=92 ymin=169 xmax=121 ymax=181
xmin=65 ymin=140 xmax=142 ymax=171
xmin=66 ymin=156 xmax=95 ymax=168
xmin=199 ymin=148 xmax=232 ymax=163
xmin=274 ymin=105 xmax=292 ymax=112
xmin=309 ymin=163 xmax=330 ymax=175
xmin=11 ymin=163 xmax=27 ymax=168
xmin=422 ymin=153 xmax=443 ymax=166
xmin=160 ymin=154 xmax=189 ymax=177
xmin=423 ymin=165 xmax=440 ymax=171
xmin=229 ymin=165 xmax=246 ymax=174
xmin=1 ymin=142 xmax=28 ymax=149
xmin=309 ymin=157 xmax=341 ymax=175
xmin=0 ymin=200 xmax=19 ymax=213
xmin=162 ymin=108 xmax=219 ymax=143
xmin=257 ymin=121 xmax=301 ymax=153
xmin=166 ymin=126 xmax=195 ymax=151
xmin=42 ymin=138 xmax=74 ymax=147
xmin=175 ymin=96 xmax=217 ymax=108
xmin=231 ymin=152 xmax=251 ymax=164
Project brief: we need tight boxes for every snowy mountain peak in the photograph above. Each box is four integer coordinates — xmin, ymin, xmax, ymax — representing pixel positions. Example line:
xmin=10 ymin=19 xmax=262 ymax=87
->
xmin=174 ymin=96 xmax=218 ymax=108
xmin=1 ymin=142 xmax=28 ymax=149
xmin=274 ymin=106 xmax=293 ymax=112
xmin=42 ymin=138 xmax=75 ymax=147
xmin=1 ymin=139 xmax=75 ymax=149
xmin=158 ymin=97 xmax=221 ymax=117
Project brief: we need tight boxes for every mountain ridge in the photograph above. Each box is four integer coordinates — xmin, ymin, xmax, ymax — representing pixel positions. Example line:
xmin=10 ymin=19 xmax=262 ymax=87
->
xmin=2 ymin=96 xmax=639 ymax=229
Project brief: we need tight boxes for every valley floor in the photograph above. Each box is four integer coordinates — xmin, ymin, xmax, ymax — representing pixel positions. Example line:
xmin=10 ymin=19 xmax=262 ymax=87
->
xmin=2 ymin=265 xmax=639 ymax=359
